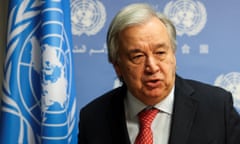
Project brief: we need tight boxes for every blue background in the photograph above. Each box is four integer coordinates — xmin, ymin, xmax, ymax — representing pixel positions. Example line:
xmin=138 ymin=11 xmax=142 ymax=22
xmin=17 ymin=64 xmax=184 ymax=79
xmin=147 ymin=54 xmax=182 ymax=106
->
xmin=70 ymin=0 xmax=240 ymax=114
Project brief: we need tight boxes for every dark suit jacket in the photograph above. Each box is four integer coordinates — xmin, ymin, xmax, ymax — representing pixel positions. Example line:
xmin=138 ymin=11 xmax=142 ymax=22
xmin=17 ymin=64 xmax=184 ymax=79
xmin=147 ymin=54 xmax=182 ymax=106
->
xmin=78 ymin=75 xmax=240 ymax=144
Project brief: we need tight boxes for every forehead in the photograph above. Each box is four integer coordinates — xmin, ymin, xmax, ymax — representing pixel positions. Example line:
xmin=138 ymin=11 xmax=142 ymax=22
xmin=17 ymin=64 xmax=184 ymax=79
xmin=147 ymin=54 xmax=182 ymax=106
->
xmin=118 ymin=17 xmax=170 ymax=47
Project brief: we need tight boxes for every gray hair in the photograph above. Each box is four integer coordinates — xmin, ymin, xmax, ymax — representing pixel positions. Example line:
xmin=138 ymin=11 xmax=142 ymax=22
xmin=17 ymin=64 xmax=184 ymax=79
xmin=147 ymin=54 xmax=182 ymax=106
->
xmin=106 ymin=3 xmax=177 ymax=64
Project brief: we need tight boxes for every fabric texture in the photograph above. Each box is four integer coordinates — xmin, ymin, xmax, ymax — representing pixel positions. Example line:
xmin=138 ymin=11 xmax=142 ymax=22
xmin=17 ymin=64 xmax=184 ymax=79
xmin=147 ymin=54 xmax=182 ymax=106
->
xmin=135 ymin=108 xmax=159 ymax=144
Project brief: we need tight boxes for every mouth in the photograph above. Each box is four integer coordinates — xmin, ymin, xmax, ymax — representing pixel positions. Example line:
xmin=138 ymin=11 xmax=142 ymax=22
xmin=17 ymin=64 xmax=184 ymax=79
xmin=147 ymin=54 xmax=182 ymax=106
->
xmin=145 ymin=79 xmax=162 ymax=89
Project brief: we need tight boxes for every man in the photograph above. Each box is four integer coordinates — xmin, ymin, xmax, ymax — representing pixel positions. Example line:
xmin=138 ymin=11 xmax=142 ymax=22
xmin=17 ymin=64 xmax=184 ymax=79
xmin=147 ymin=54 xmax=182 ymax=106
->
xmin=78 ymin=3 xmax=240 ymax=144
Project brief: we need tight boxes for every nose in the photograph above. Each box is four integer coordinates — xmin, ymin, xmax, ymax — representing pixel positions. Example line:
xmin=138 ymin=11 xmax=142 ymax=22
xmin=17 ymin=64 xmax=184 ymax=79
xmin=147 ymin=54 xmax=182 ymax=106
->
xmin=145 ymin=56 xmax=159 ymax=74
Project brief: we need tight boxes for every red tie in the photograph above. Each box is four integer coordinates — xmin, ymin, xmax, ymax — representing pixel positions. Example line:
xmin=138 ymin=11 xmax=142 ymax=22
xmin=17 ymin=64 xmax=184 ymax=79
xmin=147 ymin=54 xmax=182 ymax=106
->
xmin=135 ymin=108 xmax=159 ymax=144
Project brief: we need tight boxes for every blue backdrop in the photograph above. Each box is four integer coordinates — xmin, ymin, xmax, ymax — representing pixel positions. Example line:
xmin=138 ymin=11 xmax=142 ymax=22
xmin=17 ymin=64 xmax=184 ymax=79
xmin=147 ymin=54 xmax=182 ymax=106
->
xmin=70 ymin=0 xmax=240 ymax=114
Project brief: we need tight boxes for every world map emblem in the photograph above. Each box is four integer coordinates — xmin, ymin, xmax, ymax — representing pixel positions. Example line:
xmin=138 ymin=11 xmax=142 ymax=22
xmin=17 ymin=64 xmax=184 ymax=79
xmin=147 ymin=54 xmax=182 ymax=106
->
xmin=18 ymin=14 xmax=76 ymax=144
xmin=71 ymin=0 xmax=106 ymax=36
xmin=214 ymin=72 xmax=240 ymax=112
xmin=164 ymin=0 xmax=207 ymax=36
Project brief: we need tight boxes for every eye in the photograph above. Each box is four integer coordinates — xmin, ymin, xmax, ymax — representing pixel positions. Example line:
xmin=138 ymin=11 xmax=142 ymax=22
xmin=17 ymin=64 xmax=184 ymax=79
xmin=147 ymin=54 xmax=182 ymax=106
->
xmin=130 ymin=53 xmax=145 ymax=64
xmin=156 ymin=51 xmax=166 ymax=55
xmin=155 ymin=50 xmax=166 ymax=56
xmin=155 ymin=50 xmax=167 ymax=60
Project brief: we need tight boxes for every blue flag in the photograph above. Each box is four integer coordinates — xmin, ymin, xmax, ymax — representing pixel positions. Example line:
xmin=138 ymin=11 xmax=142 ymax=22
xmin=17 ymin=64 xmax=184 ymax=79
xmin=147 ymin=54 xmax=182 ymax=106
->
xmin=0 ymin=0 xmax=77 ymax=143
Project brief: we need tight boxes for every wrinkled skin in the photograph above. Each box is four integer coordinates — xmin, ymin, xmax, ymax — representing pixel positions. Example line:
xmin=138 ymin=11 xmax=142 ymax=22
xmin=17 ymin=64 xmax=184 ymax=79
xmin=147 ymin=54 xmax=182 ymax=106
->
xmin=114 ymin=17 xmax=176 ymax=105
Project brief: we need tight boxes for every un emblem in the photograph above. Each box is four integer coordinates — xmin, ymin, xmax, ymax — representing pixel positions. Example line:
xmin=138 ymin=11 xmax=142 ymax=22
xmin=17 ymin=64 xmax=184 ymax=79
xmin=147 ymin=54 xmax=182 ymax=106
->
xmin=71 ymin=0 xmax=106 ymax=36
xmin=164 ymin=0 xmax=207 ymax=36
xmin=2 ymin=1 xmax=77 ymax=142
xmin=214 ymin=72 xmax=240 ymax=112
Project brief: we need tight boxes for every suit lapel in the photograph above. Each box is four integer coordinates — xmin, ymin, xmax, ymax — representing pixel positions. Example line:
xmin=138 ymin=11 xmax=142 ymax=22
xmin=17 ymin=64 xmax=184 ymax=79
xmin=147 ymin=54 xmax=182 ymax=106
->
xmin=169 ymin=76 xmax=199 ymax=144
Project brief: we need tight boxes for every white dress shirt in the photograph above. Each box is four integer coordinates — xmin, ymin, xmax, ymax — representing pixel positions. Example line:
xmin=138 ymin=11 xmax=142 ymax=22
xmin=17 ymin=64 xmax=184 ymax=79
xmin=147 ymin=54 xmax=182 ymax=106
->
xmin=124 ymin=86 xmax=175 ymax=144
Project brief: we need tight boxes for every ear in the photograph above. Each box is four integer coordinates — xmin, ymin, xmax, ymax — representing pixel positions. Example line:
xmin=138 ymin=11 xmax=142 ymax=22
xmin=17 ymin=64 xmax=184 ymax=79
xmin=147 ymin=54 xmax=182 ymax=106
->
xmin=173 ymin=53 xmax=177 ymax=65
xmin=113 ymin=63 xmax=122 ymax=78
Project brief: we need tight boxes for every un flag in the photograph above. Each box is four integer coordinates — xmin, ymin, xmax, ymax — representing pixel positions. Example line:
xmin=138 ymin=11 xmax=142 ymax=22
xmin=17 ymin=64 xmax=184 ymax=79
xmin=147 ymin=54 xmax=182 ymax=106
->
xmin=0 ymin=0 xmax=77 ymax=143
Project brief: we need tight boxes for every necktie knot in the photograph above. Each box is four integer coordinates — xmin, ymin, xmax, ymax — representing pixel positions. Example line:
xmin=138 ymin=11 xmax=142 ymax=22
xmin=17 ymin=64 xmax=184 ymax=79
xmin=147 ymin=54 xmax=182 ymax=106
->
xmin=138 ymin=108 xmax=159 ymax=128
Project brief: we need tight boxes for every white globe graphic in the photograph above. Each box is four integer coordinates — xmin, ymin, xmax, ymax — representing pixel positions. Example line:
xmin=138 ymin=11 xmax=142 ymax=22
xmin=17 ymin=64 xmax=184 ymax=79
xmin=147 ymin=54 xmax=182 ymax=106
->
xmin=71 ymin=0 xmax=106 ymax=36
xmin=18 ymin=28 xmax=73 ymax=142
xmin=215 ymin=72 xmax=240 ymax=113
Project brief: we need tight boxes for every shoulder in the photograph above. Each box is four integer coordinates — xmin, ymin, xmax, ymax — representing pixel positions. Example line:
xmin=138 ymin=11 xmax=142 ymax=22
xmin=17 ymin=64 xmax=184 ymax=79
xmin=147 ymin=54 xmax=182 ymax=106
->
xmin=186 ymin=78 xmax=230 ymax=95
xmin=177 ymin=75 xmax=231 ymax=94
xmin=176 ymin=75 xmax=233 ymax=104
xmin=80 ymin=85 xmax=126 ymax=114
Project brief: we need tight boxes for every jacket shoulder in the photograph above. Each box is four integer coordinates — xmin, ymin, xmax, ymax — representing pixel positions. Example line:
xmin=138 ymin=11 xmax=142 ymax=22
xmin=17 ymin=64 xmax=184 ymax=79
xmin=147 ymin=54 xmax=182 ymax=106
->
xmin=177 ymin=76 xmax=232 ymax=99
xmin=80 ymin=85 xmax=126 ymax=114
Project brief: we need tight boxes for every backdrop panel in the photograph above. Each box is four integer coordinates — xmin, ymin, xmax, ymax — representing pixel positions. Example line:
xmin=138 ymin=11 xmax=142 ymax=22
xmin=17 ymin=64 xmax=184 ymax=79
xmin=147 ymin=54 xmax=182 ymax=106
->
xmin=70 ymin=0 xmax=240 ymax=114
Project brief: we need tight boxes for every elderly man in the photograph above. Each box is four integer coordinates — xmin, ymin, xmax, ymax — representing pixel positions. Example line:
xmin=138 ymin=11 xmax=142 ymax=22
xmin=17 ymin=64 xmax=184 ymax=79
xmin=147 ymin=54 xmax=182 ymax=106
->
xmin=78 ymin=3 xmax=240 ymax=144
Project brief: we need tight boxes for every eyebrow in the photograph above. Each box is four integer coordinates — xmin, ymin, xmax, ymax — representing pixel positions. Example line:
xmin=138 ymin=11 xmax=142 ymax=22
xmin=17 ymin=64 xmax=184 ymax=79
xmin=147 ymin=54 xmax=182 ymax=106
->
xmin=129 ymin=43 xmax=168 ymax=53
xmin=128 ymin=48 xmax=143 ymax=54
xmin=127 ymin=43 xmax=169 ymax=54
xmin=155 ymin=43 xmax=168 ymax=49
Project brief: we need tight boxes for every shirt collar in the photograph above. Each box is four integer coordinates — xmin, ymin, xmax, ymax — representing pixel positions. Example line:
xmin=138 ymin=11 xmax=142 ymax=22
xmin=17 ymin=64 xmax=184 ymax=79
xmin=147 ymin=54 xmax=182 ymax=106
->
xmin=125 ymin=86 xmax=175 ymax=119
